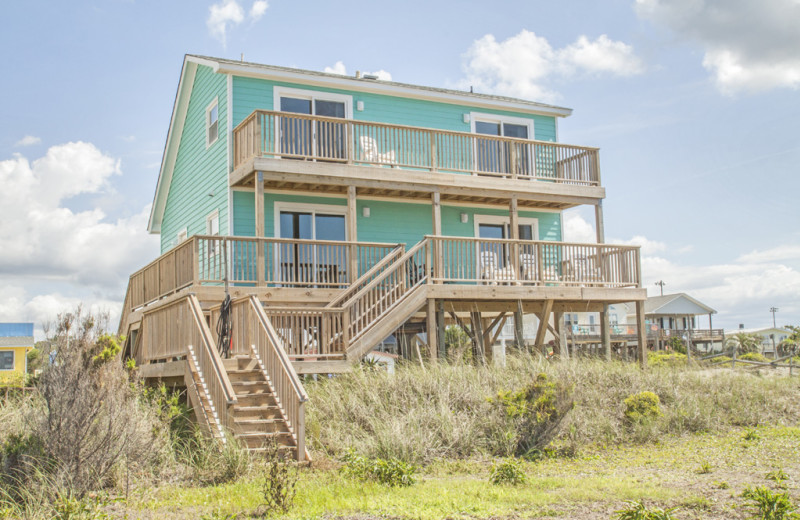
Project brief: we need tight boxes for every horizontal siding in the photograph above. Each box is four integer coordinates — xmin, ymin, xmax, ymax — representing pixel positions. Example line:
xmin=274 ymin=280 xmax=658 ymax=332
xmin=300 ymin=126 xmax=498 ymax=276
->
xmin=160 ymin=65 xmax=229 ymax=253
xmin=232 ymin=77 xmax=557 ymax=142
xmin=232 ymin=190 xmax=561 ymax=243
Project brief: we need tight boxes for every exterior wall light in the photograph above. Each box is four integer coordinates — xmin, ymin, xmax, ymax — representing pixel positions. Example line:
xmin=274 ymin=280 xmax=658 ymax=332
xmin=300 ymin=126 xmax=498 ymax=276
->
xmin=362 ymin=207 xmax=371 ymax=217
xmin=463 ymin=113 xmax=470 ymax=123
xmin=357 ymin=101 xmax=364 ymax=111
xmin=460 ymin=212 xmax=468 ymax=223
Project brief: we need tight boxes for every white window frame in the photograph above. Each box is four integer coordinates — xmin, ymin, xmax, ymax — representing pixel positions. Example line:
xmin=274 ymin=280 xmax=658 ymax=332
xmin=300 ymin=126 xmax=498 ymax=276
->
xmin=206 ymin=98 xmax=219 ymax=148
xmin=206 ymin=210 xmax=220 ymax=257
xmin=273 ymin=87 xmax=353 ymax=118
xmin=177 ymin=227 xmax=188 ymax=244
xmin=0 ymin=350 xmax=14 ymax=371
xmin=273 ymin=201 xmax=348 ymax=240
xmin=470 ymin=112 xmax=535 ymax=175
xmin=473 ymin=214 xmax=539 ymax=241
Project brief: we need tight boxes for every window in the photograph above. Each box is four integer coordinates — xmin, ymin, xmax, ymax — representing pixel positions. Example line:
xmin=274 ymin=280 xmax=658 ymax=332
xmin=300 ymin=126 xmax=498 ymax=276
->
xmin=471 ymin=113 xmax=534 ymax=176
xmin=474 ymin=215 xmax=539 ymax=272
xmin=274 ymin=87 xmax=352 ymax=160
xmin=206 ymin=211 xmax=220 ymax=256
xmin=206 ymin=99 xmax=219 ymax=147
xmin=0 ymin=351 xmax=13 ymax=371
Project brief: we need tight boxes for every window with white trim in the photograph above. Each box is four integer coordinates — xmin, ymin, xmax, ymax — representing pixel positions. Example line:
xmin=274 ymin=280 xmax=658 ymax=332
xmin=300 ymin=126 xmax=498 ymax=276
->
xmin=0 ymin=351 xmax=14 ymax=371
xmin=471 ymin=112 xmax=534 ymax=176
xmin=206 ymin=99 xmax=219 ymax=147
xmin=206 ymin=210 xmax=220 ymax=256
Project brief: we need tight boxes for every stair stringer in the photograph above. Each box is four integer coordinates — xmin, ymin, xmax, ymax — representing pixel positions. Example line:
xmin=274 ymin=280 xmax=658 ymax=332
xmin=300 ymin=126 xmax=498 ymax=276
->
xmin=345 ymin=284 xmax=430 ymax=361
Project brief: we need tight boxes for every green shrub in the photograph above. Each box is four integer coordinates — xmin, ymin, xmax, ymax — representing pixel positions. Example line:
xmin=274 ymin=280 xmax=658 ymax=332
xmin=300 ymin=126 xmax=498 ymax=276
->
xmin=741 ymin=486 xmax=799 ymax=519
xmin=766 ymin=469 xmax=789 ymax=484
xmin=739 ymin=352 xmax=769 ymax=363
xmin=613 ymin=500 xmax=679 ymax=519
xmin=744 ymin=429 xmax=761 ymax=441
xmin=488 ymin=458 xmax=527 ymax=486
xmin=260 ymin=436 xmax=298 ymax=516
xmin=341 ymin=450 xmax=416 ymax=487
xmin=624 ymin=392 xmax=662 ymax=424
xmin=666 ymin=337 xmax=687 ymax=355
xmin=490 ymin=373 xmax=574 ymax=457
xmin=648 ymin=352 xmax=688 ymax=367
xmin=697 ymin=461 xmax=713 ymax=474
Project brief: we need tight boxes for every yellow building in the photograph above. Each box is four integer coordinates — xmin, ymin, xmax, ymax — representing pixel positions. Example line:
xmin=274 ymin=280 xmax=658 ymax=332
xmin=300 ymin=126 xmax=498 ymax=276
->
xmin=0 ymin=323 xmax=34 ymax=386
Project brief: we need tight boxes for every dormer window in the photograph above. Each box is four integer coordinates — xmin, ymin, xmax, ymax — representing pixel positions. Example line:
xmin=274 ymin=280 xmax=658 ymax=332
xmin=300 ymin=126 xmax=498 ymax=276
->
xmin=206 ymin=99 xmax=219 ymax=147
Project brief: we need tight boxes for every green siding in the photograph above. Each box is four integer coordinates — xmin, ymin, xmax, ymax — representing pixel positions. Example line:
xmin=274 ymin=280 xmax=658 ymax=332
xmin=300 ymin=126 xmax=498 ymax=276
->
xmin=232 ymin=77 xmax=557 ymax=142
xmin=160 ymin=65 xmax=229 ymax=253
xmin=232 ymin=191 xmax=561 ymax=244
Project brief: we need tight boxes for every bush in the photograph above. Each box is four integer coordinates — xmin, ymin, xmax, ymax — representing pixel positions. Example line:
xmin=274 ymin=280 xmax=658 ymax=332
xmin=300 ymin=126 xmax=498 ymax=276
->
xmin=614 ymin=500 xmax=679 ymax=519
xmin=710 ymin=356 xmax=732 ymax=364
xmin=260 ymin=436 xmax=298 ymax=516
xmin=739 ymin=352 xmax=769 ymax=363
xmin=624 ymin=392 xmax=662 ymax=424
xmin=666 ymin=337 xmax=686 ymax=355
xmin=741 ymin=486 xmax=799 ymax=520
xmin=488 ymin=458 xmax=527 ymax=486
xmin=648 ymin=352 xmax=687 ymax=368
xmin=341 ymin=450 xmax=416 ymax=487
xmin=490 ymin=373 xmax=574 ymax=457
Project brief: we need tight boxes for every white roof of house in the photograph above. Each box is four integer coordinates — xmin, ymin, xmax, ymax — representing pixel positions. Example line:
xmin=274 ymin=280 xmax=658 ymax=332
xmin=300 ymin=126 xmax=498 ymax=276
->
xmin=642 ymin=293 xmax=717 ymax=316
xmin=723 ymin=327 xmax=791 ymax=336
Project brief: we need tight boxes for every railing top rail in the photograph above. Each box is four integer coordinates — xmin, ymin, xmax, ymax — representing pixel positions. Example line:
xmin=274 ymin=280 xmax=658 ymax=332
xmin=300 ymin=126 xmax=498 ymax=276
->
xmin=128 ymin=236 xmax=196 ymax=280
xmin=327 ymin=245 xmax=405 ymax=308
xmin=234 ymin=109 xmax=601 ymax=151
xmin=424 ymin=235 xmax=641 ymax=251
xmin=340 ymin=238 xmax=430 ymax=309
xmin=187 ymin=295 xmax=237 ymax=404
xmin=194 ymin=234 xmax=400 ymax=249
xmin=246 ymin=295 xmax=309 ymax=402
xmin=263 ymin=305 xmax=345 ymax=312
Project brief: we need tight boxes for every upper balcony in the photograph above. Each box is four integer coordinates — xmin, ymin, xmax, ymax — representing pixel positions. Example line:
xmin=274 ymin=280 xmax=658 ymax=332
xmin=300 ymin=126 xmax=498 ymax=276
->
xmin=231 ymin=110 xmax=604 ymax=210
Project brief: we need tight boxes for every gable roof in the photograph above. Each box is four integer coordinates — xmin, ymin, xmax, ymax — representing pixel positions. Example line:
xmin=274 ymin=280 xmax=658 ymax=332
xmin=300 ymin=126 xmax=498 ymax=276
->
xmin=643 ymin=293 xmax=717 ymax=316
xmin=147 ymin=54 xmax=574 ymax=234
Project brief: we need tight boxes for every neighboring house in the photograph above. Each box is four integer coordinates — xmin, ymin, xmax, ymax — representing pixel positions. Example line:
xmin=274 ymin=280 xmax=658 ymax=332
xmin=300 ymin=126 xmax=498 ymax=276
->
xmin=119 ymin=55 xmax=647 ymax=459
xmin=0 ymin=323 xmax=34 ymax=386
xmin=723 ymin=326 xmax=791 ymax=356
xmin=567 ymin=293 xmax=723 ymax=352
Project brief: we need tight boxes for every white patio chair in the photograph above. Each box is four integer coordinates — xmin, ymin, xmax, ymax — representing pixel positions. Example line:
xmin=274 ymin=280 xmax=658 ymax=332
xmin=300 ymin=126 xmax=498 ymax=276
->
xmin=480 ymin=251 xmax=498 ymax=283
xmin=520 ymin=253 xmax=559 ymax=284
xmin=359 ymin=136 xmax=396 ymax=165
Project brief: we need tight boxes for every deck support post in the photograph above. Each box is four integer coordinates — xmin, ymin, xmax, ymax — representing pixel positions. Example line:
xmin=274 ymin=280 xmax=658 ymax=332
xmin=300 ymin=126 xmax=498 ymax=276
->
xmin=470 ymin=311 xmax=486 ymax=365
xmin=436 ymin=300 xmax=446 ymax=360
xmin=514 ymin=299 xmax=525 ymax=351
xmin=347 ymin=186 xmax=358 ymax=283
xmin=431 ymin=191 xmax=442 ymax=282
xmin=255 ymin=171 xmax=265 ymax=286
xmin=595 ymin=201 xmax=605 ymax=243
xmin=636 ymin=300 xmax=647 ymax=368
xmin=600 ymin=305 xmax=611 ymax=361
xmin=534 ymin=299 xmax=553 ymax=355
xmin=426 ymin=298 xmax=437 ymax=360
xmin=554 ymin=311 xmax=569 ymax=359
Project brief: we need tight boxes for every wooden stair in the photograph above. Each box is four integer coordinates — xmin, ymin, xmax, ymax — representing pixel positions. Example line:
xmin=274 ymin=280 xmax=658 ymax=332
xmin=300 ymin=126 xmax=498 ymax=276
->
xmin=223 ymin=354 xmax=298 ymax=456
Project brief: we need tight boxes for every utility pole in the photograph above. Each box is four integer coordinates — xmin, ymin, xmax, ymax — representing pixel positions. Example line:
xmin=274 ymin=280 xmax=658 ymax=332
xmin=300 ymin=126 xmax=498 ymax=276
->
xmin=655 ymin=280 xmax=666 ymax=296
xmin=770 ymin=307 xmax=779 ymax=329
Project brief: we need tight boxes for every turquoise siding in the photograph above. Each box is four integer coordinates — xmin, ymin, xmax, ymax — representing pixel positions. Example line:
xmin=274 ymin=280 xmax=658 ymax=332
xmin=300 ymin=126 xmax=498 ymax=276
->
xmin=232 ymin=77 xmax=557 ymax=142
xmin=160 ymin=65 xmax=229 ymax=253
xmin=232 ymin=191 xmax=561 ymax=244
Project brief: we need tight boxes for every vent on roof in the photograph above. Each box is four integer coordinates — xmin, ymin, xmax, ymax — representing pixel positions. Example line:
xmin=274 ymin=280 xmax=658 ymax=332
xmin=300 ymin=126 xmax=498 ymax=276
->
xmin=739 ymin=323 xmax=744 ymax=329
xmin=363 ymin=74 xmax=379 ymax=80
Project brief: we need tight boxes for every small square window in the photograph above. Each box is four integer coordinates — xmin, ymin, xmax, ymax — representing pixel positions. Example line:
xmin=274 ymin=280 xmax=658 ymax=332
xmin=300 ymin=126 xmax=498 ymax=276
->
xmin=0 ymin=351 xmax=14 ymax=370
xmin=206 ymin=100 xmax=219 ymax=147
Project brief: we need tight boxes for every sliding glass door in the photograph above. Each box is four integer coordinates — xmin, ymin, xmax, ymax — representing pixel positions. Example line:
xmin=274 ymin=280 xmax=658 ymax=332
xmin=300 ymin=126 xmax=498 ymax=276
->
xmin=278 ymin=210 xmax=346 ymax=286
xmin=474 ymin=118 xmax=532 ymax=176
xmin=279 ymin=95 xmax=347 ymax=160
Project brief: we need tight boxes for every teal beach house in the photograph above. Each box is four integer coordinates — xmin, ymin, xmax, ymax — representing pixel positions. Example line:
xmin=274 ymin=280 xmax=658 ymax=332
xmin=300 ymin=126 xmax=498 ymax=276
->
xmin=121 ymin=55 xmax=646 ymax=459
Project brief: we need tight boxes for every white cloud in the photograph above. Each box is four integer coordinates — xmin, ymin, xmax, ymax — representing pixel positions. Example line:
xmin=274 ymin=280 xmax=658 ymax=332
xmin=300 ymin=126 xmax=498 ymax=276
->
xmin=737 ymin=245 xmax=800 ymax=264
xmin=324 ymin=61 xmax=347 ymax=75
xmin=613 ymin=235 xmax=668 ymax=256
xmin=635 ymin=0 xmax=800 ymax=94
xmin=15 ymin=135 xmax=41 ymax=147
xmin=207 ymin=0 xmax=268 ymax=46
xmin=250 ymin=0 xmax=268 ymax=21
xmin=562 ymin=211 xmax=597 ymax=243
xmin=324 ymin=61 xmax=393 ymax=81
xmin=459 ymin=30 xmax=643 ymax=102
xmin=0 ymin=142 xmax=158 ymax=304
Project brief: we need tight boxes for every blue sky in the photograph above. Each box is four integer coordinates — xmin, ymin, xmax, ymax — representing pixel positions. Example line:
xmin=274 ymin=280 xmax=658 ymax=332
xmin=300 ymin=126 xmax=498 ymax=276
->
xmin=1 ymin=0 xmax=798 ymax=335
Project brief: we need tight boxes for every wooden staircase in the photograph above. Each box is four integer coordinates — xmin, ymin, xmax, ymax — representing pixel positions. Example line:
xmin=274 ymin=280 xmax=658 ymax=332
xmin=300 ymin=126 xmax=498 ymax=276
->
xmin=224 ymin=354 xmax=298 ymax=456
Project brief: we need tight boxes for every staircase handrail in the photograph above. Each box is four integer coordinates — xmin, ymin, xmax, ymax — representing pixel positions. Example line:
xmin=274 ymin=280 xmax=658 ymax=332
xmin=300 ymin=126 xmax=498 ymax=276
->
xmin=187 ymin=295 xmax=238 ymax=407
xmin=341 ymin=238 xmax=430 ymax=342
xmin=326 ymin=244 xmax=405 ymax=308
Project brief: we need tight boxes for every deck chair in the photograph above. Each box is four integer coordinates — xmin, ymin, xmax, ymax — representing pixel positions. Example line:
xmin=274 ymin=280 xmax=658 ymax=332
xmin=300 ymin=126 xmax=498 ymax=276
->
xmin=359 ymin=136 xmax=396 ymax=165
xmin=480 ymin=251 xmax=516 ymax=284
xmin=566 ymin=256 xmax=603 ymax=286
xmin=520 ymin=253 xmax=559 ymax=284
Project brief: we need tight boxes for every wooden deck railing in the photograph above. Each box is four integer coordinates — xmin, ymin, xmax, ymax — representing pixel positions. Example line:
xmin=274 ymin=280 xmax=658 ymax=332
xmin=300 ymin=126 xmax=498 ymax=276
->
xmin=231 ymin=296 xmax=309 ymax=460
xmin=126 ymin=235 xmax=399 ymax=313
xmin=429 ymin=236 xmax=640 ymax=287
xmin=139 ymin=295 xmax=237 ymax=440
xmin=233 ymin=110 xmax=601 ymax=186
xmin=569 ymin=324 xmax=724 ymax=340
